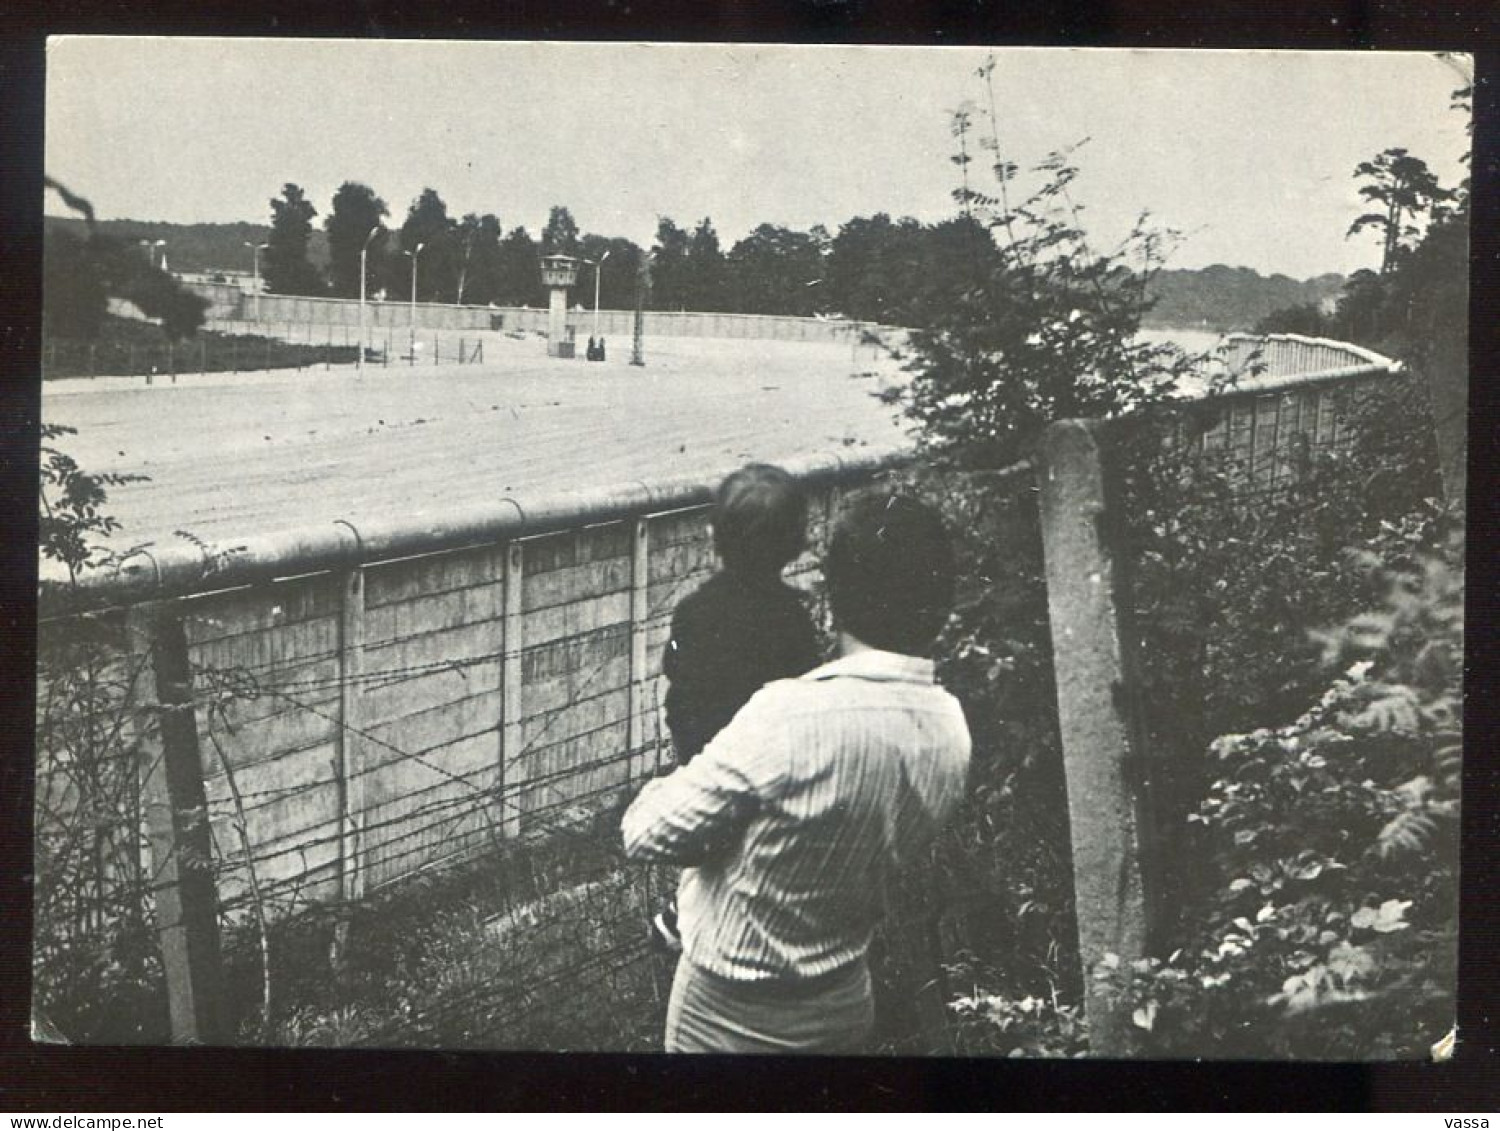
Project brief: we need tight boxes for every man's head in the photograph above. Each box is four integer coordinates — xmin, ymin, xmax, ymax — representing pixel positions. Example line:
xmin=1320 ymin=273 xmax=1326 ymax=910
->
xmin=713 ymin=463 xmax=809 ymax=576
xmin=826 ymin=488 xmax=955 ymax=656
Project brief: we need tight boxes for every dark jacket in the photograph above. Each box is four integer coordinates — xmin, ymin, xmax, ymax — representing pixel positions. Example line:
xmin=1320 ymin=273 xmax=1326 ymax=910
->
xmin=663 ymin=569 xmax=822 ymax=763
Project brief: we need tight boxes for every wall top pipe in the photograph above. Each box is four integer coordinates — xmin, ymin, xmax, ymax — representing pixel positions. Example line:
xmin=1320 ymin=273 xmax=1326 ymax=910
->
xmin=1221 ymin=332 xmax=1401 ymax=373
xmin=38 ymin=443 xmax=909 ymax=614
xmin=38 ymin=323 xmax=1394 ymax=614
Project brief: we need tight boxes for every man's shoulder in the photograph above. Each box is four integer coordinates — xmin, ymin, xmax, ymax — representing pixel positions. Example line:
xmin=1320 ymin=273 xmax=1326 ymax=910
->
xmin=756 ymin=661 xmax=961 ymax=707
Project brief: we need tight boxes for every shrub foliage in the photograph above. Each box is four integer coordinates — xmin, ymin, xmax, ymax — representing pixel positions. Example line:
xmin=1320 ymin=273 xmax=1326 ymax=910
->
xmin=883 ymin=58 xmax=1461 ymax=1057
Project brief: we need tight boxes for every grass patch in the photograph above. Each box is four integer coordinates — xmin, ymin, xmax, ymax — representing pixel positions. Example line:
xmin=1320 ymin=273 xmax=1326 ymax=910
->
xmin=224 ymin=802 xmax=671 ymax=1052
xmin=43 ymin=315 xmax=363 ymax=379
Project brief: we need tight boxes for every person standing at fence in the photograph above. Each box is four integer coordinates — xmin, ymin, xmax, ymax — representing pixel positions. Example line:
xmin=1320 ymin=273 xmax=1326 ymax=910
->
xmin=649 ymin=463 xmax=823 ymax=951
xmin=623 ymin=488 xmax=971 ymax=1054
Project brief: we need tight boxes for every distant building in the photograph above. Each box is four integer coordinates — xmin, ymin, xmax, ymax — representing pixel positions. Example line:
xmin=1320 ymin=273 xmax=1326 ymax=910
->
xmin=177 ymin=268 xmax=264 ymax=293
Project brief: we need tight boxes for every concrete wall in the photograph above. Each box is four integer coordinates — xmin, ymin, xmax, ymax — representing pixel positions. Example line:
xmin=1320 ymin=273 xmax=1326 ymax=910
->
xmin=35 ymin=342 xmax=1400 ymax=936
xmin=36 ymin=469 xmax=845 ymax=929
xmin=1180 ymin=368 xmax=1393 ymax=490
xmin=187 ymin=281 xmax=897 ymax=345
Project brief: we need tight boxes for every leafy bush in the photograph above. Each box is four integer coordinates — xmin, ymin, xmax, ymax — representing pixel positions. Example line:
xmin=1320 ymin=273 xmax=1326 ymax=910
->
xmin=1093 ymin=530 xmax=1461 ymax=1057
xmin=1120 ymin=374 xmax=1447 ymax=906
xmin=926 ymin=357 xmax=1453 ymax=1057
xmin=882 ymin=58 xmax=1461 ymax=1057
xmin=950 ymin=974 xmax=1089 ymax=1058
xmin=35 ymin=426 xmax=166 ymax=1043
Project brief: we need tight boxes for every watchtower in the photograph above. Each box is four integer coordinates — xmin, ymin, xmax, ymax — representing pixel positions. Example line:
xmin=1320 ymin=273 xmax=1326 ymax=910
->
xmin=540 ymin=254 xmax=582 ymax=359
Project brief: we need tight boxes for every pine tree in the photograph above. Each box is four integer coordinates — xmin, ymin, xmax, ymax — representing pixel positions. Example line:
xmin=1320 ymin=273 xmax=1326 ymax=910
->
xmin=1347 ymin=148 xmax=1451 ymax=276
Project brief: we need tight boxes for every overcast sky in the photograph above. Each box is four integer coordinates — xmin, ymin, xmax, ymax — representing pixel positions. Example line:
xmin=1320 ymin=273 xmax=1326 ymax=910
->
xmin=44 ymin=39 xmax=1470 ymax=279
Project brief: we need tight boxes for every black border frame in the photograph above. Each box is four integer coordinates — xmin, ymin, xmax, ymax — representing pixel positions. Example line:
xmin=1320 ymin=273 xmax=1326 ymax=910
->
xmin=3 ymin=2 xmax=1497 ymax=1111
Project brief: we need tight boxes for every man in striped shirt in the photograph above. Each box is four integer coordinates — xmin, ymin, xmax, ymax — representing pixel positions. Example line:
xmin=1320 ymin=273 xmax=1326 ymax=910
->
xmin=622 ymin=488 xmax=971 ymax=1054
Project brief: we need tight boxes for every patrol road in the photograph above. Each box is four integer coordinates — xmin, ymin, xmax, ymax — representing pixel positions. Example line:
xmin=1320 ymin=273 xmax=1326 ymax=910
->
xmin=42 ymin=333 xmax=912 ymax=557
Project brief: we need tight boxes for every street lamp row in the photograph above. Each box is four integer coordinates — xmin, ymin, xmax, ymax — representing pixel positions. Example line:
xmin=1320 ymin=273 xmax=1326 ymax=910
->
xmin=348 ymin=237 xmax=609 ymax=372
xmin=355 ymin=229 xmax=433 ymax=373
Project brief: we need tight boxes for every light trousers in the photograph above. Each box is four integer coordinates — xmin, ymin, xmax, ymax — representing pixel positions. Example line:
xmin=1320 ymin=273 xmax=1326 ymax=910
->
xmin=664 ymin=956 xmax=875 ymax=1054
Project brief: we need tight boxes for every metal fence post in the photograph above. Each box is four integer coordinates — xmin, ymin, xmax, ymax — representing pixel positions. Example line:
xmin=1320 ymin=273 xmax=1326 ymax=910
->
xmin=1037 ymin=419 xmax=1158 ymax=1057
xmin=125 ymin=601 xmax=227 ymax=1044
xmin=500 ymin=539 xmax=525 ymax=839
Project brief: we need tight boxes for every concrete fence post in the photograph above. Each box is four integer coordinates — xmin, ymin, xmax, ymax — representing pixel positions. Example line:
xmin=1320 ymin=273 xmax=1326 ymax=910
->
xmin=1037 ymin=419 xmax=1158 ymax=1057
xmin=627 ymin=517 xmax=651 ymax=783
xmin=330 ymin=566 xmax=367 ymax=970
xmin=500 ymin=539 xmax=525 ymax=839
xmin=337 ymin=567 xmax=368 ymax=902
xmin=125 ymin=602 xmax=227 ymax=1044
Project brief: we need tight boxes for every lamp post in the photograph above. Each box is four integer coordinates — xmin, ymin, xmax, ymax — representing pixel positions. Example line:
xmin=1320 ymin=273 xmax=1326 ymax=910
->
xmin=592 ymin=249 xmax=610 ymax=347
xmin=358 ymin=225 xmax=380 ymax=376
xmin=403 ymin=242 xmax=425 ymax=363
xmin=244 ymin=241 xmax=268 ymax=321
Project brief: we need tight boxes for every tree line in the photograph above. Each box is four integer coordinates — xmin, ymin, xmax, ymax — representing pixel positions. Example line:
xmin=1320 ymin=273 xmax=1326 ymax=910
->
xmin=262 ymin=178 xmax=1048 ymax=323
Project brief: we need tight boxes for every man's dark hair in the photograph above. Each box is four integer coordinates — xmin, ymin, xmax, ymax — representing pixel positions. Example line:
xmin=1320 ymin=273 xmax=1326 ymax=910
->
xmin=713 ymin=463 xmax=809 ymax=575
xmin=826 ymin=488 xmax=955 ymax=655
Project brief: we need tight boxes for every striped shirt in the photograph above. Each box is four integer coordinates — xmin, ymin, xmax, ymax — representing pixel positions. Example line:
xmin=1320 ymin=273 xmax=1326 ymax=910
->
xmin=622 ymin=649 xmax=971 ymax=983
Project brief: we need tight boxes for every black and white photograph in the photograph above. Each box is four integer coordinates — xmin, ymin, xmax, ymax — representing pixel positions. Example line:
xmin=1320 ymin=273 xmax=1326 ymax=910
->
xmin=34 ymin=39 xmax=1470 ymax=1060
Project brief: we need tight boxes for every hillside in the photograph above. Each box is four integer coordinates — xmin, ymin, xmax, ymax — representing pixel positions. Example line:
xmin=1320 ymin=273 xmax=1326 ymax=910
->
xmin=1143 ymin=265 xmax=1346 ymax=331
xmin=43 ymin=216 xmax=332 ymax=274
